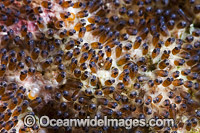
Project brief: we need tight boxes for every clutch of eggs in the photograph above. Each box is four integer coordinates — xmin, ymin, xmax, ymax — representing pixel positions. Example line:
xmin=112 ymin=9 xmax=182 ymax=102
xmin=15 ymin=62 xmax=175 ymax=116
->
xmin=0 ymin=0 xmax=200 ymax=132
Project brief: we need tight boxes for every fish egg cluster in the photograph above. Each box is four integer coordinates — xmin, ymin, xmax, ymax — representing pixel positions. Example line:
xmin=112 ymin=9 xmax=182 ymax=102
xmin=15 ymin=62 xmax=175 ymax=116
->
xmin=0 ymin=0 xmax=199 ymax=132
